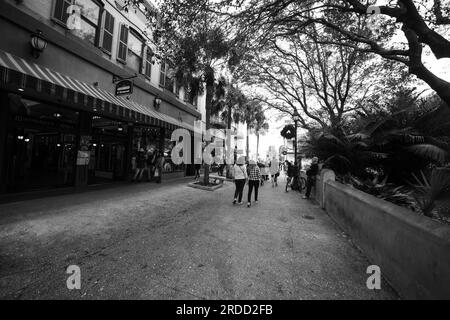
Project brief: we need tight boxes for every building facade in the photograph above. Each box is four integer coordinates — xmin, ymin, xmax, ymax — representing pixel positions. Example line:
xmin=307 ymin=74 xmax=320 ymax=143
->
xmin=0 ymin=0 xmax=205 ymax=194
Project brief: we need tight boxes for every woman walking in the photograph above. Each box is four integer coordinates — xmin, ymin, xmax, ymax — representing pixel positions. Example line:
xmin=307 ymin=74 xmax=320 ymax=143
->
xmin=232 ymin=159 xmax=247 ymax=205
xmin=247 ymin=160 xmax=261 ymax=207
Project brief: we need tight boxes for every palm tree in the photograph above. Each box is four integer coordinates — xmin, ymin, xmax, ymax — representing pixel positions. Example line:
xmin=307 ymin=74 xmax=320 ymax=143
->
xmin=242 ymin=100 xmax=264 ymax=160
xmin=253 ymin=110 xmax=269 ymax=159
xmin=302 ymin=104 xmax=450 ymax=182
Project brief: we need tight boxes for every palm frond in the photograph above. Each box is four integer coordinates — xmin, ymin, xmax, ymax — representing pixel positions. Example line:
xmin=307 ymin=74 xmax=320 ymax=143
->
xmin=406 ymin=144 xmax=449 ymax=164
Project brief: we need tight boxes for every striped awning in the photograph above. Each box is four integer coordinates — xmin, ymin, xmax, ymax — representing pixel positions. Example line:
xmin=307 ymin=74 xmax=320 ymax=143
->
xmin=0 ymin=49 xmax=194 ymax=131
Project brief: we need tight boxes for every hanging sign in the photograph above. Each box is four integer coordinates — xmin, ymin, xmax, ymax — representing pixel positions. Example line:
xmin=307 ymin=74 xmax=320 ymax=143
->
xmin=115 ymin=80 xmax=134 ymax=96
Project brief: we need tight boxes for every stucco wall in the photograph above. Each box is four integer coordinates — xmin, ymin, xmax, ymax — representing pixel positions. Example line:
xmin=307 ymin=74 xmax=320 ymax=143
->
xmin=320 ymin=179 xmax=450 ymax=299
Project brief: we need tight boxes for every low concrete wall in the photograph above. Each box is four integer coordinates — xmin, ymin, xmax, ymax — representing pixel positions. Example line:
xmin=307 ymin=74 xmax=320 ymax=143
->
xmin=320 ymin=179 xmax=450 ymax=299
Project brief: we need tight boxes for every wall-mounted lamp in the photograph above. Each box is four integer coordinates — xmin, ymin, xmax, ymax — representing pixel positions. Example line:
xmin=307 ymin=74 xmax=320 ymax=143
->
xmin=154 ymin=96 xmax=162 ymax=110
xmin=30 ymin=30 xmax=48 ymax=59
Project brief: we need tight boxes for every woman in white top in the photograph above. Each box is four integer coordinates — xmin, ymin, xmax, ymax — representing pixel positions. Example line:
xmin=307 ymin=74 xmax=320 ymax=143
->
xmin=232 ymin=161 xmax=247 ymax=205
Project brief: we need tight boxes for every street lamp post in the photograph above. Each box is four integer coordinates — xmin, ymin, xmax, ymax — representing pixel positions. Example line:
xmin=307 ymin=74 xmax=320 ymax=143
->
xmin=292 ymin=111 xmax=300 ymax=191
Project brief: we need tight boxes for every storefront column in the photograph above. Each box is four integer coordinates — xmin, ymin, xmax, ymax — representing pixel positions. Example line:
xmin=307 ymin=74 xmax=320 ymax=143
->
xmin=186 ymin=133 xmax=195 ymax=176
xmin=159 ymin=127 xmax=165 ymax=154
xmin=0 ymin=93 xmax=9 ymax=193
xmin=75 ymin=111 xmax=92 ymax=187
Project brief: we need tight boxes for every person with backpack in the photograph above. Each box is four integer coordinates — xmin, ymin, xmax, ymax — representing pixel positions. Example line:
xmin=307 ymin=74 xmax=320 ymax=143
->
xmin=285 ymin=160 xmax=294 ymax=192
xmin=247 ymin=160 xmax=261 ymax=207
xmin=303 ymin=157 xmax=319 ymax=199
xmin=232 ymin=158 xmax=247 ymax=205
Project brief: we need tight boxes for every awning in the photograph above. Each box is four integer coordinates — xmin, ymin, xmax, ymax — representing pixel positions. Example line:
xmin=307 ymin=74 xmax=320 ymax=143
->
xmin=0 ymin=49 xmax=194 ymax=131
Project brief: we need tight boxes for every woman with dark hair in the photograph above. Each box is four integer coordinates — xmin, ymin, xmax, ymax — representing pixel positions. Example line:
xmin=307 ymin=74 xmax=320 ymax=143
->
xmin=247 ymin=160 xmax=261 ymax=207
xmin=232 ymin=158 xmax=247 ymax=205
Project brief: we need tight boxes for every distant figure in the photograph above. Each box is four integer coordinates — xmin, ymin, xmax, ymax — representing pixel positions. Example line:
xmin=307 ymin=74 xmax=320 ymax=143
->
xmin=154 ymin=151 xmax=165 ymax=184
xmin=232 ymin=159 xmax=247 ymax=205
xmin=194 ymin=159 xmax=201 ymax=180
xmin=303 ymin=157 xmax=319 ymax=199
xmin=270 ymin=157 xmax=280 ymax=187
xmin=257 ymin=160 xmax=265 ymax=186
xmin=247 ymin=160 xmax=261 ymax=207
xmin=145 ymin=150 xmax=154 ymax=182
xmin=132 ymin=148 xmax=146 ymax=182
xmin=218 ymin=162 xmax=225 ymax=176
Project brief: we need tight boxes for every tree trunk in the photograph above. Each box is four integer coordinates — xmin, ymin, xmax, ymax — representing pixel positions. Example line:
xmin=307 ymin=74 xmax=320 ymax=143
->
xmin=246 ymin=123 xmax=250 ymax=161
xmin=203 ymin=68 xmax=214 ymax=186
xmin=256 ymin=133 xmax=260 ymax=160
xmin=226 ymin=103 xmax=232 ymax=176
xmin=402 ymin=26 xmax=450 ymax=109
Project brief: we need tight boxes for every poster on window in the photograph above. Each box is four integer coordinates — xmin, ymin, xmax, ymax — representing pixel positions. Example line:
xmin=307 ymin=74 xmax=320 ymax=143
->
xmin=66 ymin=4 xmax=81 ymax=30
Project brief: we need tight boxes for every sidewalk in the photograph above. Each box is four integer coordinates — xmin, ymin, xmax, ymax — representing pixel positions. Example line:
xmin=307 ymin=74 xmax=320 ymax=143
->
xmin=0 ymin=175 xmax=398 ymax=299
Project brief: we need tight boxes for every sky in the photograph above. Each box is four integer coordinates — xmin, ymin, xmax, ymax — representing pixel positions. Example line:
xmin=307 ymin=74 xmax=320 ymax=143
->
xmin=244 ymin=51 xmax=450 ymax=160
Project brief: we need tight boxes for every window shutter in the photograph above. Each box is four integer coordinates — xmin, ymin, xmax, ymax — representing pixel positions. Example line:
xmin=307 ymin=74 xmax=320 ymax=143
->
xmin=159 ymin=61 xmax=166 ymax=87
xmin=100 ymin=10 xmax=115 ymax=54
xmin=117 ymin=23 xmax=128 ymax=63
xmin=53 ymin=0 xmax=73 ymax=24
xmin=145 ymin=48 xmax=152 ymax=79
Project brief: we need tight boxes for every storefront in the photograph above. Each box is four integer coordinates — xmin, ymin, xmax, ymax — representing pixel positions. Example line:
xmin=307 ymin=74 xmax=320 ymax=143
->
xmin=0 ymin=49 xmax=196 ymax=194
xmin=3 ymin=95 xmax=78 ymax=192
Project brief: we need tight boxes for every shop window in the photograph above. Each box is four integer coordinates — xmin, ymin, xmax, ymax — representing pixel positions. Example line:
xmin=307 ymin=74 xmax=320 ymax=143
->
xmin=100 ymin=10 xmax=115 ymax=54
xmin=127 ymin=29 xmax=144 ymax=73
xmin=6 ymin=96 xmax=79 ymax=192
xmin=89 ymin=116 xmax=127 ymax=183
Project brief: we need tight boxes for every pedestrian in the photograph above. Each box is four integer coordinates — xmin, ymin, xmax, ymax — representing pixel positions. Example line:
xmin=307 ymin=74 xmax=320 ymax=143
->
xmin=218 ymin=162 xmax=225 ymax=176
xmin=257 ymin=160 xmax=265 ymax=186
xmin=132 ymin=148 xmax=146 ymax=182
xmin=154 ymin=150 xmax=165 ymax=184
xmin=194 ymin=158 xmax=202 ymax=180
xmin=270 ymin=157 xmax=279 ymax=187
xmin=285 ymin=160 xmax=294 ymax=192
xmin=145 ymin=150 xmax=154 ymax=182
xmin=232 ymin=158 xmax=247 ymax=205
xmin=303 ymin=157 xmax=319 ymax=199
xmin=247 ymin=160 xmax=261 ymax=207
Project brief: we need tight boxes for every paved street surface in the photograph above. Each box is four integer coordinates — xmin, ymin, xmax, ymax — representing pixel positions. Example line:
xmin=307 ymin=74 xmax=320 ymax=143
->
xmin=0 ymin=176 xmax=398 ymax=299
